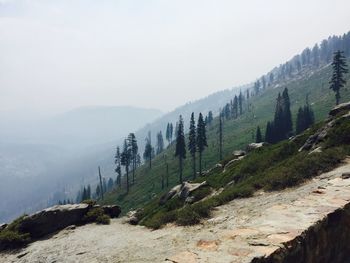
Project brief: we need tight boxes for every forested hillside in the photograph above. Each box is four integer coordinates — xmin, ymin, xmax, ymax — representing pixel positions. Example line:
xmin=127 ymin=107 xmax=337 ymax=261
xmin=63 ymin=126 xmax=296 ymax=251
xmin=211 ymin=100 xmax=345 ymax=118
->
xmin=94 ymin=32 xmax=350 ymax=215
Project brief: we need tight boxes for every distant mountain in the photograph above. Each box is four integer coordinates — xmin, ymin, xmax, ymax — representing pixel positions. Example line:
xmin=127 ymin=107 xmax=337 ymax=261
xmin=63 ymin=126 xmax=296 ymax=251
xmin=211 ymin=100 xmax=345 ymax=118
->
xmin=0 ymin=106 xmax=162 ymax=223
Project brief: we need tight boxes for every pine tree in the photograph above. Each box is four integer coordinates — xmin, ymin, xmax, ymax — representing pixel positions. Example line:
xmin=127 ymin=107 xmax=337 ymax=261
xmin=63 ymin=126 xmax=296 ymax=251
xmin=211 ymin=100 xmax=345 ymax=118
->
xmin=98 ymin=166 xmax=104 ymax=200
xmin=166 ymin=123 xmax=170 ymax=145
xmin=95 ymin=185 xmax=100 ymax=199
xmin=169 ymin=123 xmax=174 ymax=143
xmin=238 ymin=90 xmax=243 ymax=115
xmin=143 ymin=132 xmax=153 ymax=169
xmin=265 ymin=121 xmax=273 ymax=143
xmin=107 ymin=178 xmax=114 ymax=191
xmin=175 ymin=115 xmax=186 ymax=183
xmin=114 ymin=146 xmax=122 ymax=188
xmin=156 ymin=131 xmax=164 ymax=154
xmin=196 ymin=113 xmax=208 ymax=176
xmin=128 ymin=133 xmax=138 ymax=184
xmin=330 ymin=50 xmax=348 ymax=105
xmin=121 ymin=139 xmax=131 ymax=193
xmin=188 ymin=112 xmax=197 ymax=179
xmin=219 ymin=114 xmax=223 ymax=160
xmin=296 ymin=98 xmax=315 ymax=134
xmin=282 ymin=88 xmax=293 ymax=137
xmin=256 ymin=126 xmax=263 ymax=143
xmin=207 ymin=111 xmax=213 ymax=125
xmin=233 ymin=95 xmax=238 ymax=118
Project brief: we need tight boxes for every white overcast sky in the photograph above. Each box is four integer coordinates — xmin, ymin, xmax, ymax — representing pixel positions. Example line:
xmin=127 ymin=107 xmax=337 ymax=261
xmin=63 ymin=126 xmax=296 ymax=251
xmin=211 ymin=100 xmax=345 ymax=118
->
xmin=0 ymin=0 xmax=349 ymax=116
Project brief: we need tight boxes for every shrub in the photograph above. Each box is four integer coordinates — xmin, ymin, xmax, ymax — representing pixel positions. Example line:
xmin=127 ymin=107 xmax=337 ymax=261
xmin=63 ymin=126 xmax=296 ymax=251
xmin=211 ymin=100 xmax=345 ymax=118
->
xmin=83 ymin=207 xmax=111 ymax=225
xmin=176 ymin=206 xmax=201 ymax=226
xmin=142 ymin=210 xmax=176 ymax=229
xmin=0 ymin=230 xmax=30 ymax=250
xmin=96 ymin=214 xmax=110 ymax=225
xmin=0 ymin=215 xmax=31 ymax=251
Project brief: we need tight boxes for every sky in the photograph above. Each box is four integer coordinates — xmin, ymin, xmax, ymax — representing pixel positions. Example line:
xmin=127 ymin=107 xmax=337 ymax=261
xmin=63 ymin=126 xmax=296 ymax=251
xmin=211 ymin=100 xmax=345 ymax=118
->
xmin=1 ymin=0 xmax=349 ymax=117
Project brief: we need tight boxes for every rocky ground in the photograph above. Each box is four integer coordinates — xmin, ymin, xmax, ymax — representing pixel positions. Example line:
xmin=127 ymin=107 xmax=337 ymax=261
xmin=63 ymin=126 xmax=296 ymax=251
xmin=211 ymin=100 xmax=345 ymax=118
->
xmin=1 ymin=159 xmax=350 ymax=263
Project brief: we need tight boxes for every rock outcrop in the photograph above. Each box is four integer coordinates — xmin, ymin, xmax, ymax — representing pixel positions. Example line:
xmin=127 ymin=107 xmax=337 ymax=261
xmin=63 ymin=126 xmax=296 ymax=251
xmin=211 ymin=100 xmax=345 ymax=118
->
xmin=246 ymin=142 xmax=267 ymax=152
xmin=329 ymin=101 xmax=350 ymax=116
xmin=2 ymin=204 xmax=121 ymax=240
xmin=299 ymin=102 xmax=350 ymax=152
xmin=18 ymin=204 xmax=90 ymax=238
xmin=159 ymin=181 xmax=208 ymax=205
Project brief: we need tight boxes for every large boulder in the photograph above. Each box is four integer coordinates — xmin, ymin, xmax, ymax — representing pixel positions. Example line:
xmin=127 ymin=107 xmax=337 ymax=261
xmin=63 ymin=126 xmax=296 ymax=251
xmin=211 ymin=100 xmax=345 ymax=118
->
xmin=18 ymin=204 xmax=89 ymax=238
xmin=299 ymin=120 xmax=334 ymax=151
xmin=159 ymin=181 xmax=208 ymax=205
xmin=329 ymin=101 xmax=350 ymax=116
xmin=126 ymin=209 xmax=143 ymax=225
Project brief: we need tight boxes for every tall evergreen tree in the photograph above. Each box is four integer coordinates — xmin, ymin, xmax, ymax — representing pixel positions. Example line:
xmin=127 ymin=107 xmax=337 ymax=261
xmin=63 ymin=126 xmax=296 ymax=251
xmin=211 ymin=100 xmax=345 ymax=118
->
xmin=128 ymin=133 xmax=138 ymax=184
xmin=188 ymin=112 xmax=197 ymax=179
xmin=166 ymin=123 xmax=170 ymax=145
xmin=256 ymin=126 xmax=263 ymax=143
xmin=296 ymin=98 xmax=315 ymax=134
xmin=233 ymin=95 xmax=238 ymax=118
xmin=330 ymin=50 xmax=348 ymax=105
xmin=114 ymin=146 xmax=122 ymax=188
xmin=175 ymin=115 xmax=186 ymax=183
xmin=121 ymin=139 xmax=131 ymax=193
xmin=265 ymin=121 xmax=273 ymax=143
xmin=107 ymin=178 xmax=114 ymax=191
xmin=196 ymin=113 xmax=208 ymax=176
xmin=95 ymin=185 xmax=100 ymax=199
xmin=156 ymin=131 xmax=164 ymax=154
xmin=282 ymin=88 xmax=293 ymax=137
xmin=219 ymin=114 xmax=223 ymax=160
xmin=169 ymin=123 xmax=174 ymax=143
xmin=238 ymin=90 xmax=243 ymax=115
xmin=207 ymin=111 xmax=213 ymax=125
xmin=98 ymin=166 xmax=104 ymax=200
xmin=143 ymin=132 xmax=153 ymax=169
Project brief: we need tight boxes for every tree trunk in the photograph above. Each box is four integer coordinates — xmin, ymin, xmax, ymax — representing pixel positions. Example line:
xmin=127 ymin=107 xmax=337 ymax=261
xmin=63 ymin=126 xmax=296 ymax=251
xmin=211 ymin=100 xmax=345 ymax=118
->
xmin=98 ymin=166 xmax=104 ymax=200
xmin=192 ymin=155 xmax=196 ymax=179
xmin=166 ymin=163 xmax=169 ymax=187
xmin=336 ymin=90 xmax=340 ymax=105
xmin=126 ymin=166 xmax=129 ymax=193
xmin=199 ymin=152 xmax=202 ymax=176
xmin=132 ymin=159 xmax=135 ymax=184
xmin=179 ymin=157 xmax=183 ymax=183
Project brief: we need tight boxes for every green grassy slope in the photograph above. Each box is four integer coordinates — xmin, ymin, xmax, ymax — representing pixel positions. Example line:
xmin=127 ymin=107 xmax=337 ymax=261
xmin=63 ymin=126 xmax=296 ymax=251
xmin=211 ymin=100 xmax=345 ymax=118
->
xmin=100 ymin=61 xmax=350 ymax=215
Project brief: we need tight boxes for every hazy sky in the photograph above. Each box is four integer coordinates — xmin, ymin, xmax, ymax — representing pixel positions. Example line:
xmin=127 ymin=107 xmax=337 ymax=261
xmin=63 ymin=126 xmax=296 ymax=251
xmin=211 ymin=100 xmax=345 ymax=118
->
xmin=1 ymin=0 xmax=349 ymax=116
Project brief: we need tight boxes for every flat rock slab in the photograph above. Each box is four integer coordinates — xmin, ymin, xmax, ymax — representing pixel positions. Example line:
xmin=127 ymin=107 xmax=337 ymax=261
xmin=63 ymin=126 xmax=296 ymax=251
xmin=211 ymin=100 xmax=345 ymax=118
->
xmin=1 ymin=160 xmax=350 ymax=263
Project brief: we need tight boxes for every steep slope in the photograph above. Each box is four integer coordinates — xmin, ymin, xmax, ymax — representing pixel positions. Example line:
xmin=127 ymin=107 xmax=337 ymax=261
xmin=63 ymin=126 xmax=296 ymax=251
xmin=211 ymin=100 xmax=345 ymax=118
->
xmin=101 ymin=59 xmax=350 ymax=215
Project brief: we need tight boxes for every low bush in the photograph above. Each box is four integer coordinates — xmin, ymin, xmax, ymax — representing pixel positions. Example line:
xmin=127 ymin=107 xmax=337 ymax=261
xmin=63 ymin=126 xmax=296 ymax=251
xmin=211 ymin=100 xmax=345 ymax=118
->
xmin=0 ymin=215 xmax=31 ymax=251
xmin=83 ymin=207 xmax=111 ymax=225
